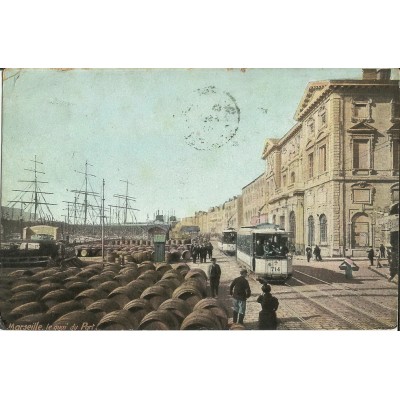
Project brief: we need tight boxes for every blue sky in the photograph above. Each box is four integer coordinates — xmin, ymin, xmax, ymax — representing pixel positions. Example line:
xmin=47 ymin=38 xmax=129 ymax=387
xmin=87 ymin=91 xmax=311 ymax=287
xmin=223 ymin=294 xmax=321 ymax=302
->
xmin=1 ymin=68 xmax=365 ymax=222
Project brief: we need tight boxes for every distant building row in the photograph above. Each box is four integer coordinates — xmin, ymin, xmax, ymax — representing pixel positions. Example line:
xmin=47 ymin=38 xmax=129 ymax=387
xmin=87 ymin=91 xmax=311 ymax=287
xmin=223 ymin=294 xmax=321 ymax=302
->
xmin=177 ymin=69 xmax=399 ymax=257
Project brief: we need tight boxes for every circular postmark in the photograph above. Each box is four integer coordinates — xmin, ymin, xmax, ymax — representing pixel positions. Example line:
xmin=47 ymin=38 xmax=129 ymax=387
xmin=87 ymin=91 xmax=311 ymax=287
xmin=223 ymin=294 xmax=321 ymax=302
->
xmin=182 ymin=86 xmax=240 ymax=150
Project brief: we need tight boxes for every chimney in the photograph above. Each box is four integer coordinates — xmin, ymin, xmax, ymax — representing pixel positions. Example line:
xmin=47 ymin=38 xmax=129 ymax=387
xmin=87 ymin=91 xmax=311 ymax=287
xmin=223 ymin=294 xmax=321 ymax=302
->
xmin=362 ymin=69 xmax=378 ymax=80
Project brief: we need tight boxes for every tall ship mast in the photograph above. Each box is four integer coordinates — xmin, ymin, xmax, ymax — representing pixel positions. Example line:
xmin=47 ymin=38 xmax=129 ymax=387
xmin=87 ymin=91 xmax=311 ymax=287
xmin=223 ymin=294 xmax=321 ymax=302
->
xmin=64 ymin=161 xmax=101 ymax=226
xmin=109 ymin=179 xmax=139 ymax=225
xmin=6 ymin=155 xmax=56 ymax=223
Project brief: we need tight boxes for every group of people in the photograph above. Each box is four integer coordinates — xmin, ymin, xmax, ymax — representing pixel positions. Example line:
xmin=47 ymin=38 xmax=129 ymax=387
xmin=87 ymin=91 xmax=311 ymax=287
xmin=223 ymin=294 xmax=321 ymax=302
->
xmin=207 ymin=258 xmax=279 ymax=329
xmin=367 ymin=244 xmax=398 ymax=282
xmin=190 ymin=241 xmax=213 ymax=263
xmin=255 ymin=240 xmax=290 ymax=258
xmin=305 ymin=245 xmax=322 ymax=262
xmin=367 ymin=244 xmax=387 ymax=266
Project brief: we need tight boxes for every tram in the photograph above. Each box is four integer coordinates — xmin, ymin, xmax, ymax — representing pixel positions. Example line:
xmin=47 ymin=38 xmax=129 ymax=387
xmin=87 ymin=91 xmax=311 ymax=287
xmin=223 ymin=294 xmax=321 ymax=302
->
xmin=236 ymin=224 xmax=293 ymax=282
xmin=217 ymin=228 xmax=237 ymax=255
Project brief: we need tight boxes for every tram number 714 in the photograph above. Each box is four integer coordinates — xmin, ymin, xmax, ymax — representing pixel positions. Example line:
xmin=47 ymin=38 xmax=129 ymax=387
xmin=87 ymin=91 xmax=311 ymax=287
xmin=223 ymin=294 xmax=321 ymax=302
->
xmin=271 ymin=266 xmax=281 ymax=273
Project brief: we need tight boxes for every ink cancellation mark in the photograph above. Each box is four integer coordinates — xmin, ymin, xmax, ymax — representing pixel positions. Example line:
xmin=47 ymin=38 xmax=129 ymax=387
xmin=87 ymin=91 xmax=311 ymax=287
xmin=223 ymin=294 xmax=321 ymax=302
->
xmin=182 ymin=86 xmax=240 ymax=151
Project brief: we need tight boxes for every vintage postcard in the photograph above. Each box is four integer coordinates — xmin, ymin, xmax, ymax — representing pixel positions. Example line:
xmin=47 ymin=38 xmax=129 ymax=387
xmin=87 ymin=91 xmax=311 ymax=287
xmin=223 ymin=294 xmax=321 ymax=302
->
xmin=0 ymin=68 xmax=398 ymax=331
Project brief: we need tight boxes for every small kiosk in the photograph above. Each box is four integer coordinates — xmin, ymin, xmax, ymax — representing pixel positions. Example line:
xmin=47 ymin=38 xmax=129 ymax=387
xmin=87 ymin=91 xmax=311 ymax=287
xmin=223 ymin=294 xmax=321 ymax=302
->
xmin=153 ymin=234 xmax=166 ymax=262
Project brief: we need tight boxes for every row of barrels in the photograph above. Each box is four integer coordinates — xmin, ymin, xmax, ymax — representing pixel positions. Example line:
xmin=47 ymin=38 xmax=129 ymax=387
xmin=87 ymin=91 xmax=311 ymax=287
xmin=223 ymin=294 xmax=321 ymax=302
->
xmin=0 ymin=261 xmax=229 ymax=330
xmin=76 ymin=245 xmax=192 ymax=265
xmin=104 ymin=239 xmax=191 ymax=246
xmin=75 ymin=241 xmax=195 ymax=257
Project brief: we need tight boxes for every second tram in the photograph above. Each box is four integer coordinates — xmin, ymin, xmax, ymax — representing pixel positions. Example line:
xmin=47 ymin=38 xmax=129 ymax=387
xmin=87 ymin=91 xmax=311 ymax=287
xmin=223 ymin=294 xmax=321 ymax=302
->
xmin=217 ymin=228 xmax=237 ymax=255
xmin=236 ymin=224 xmax=293 ymax=282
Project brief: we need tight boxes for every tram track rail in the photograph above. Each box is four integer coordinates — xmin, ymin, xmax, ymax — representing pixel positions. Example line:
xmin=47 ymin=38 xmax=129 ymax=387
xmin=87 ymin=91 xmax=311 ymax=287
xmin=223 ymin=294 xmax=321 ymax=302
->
xmin=294 ymin=269 xmax=398 ymax=313
xmin=285 ymin=276 xmax=395 ymax=329
xmin=283 ymin=280 xmax=368 ymax=329
xmin=248 ymin=270 xmax=343 ymax=330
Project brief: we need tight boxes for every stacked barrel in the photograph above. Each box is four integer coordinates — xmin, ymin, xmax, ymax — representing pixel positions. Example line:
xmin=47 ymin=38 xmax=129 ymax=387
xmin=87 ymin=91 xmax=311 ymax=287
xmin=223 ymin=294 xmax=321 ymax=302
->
xmin=0 ymin=260 xmax=228 ymax=330
xmin=76 ymin=239 xmax=193 ymax=265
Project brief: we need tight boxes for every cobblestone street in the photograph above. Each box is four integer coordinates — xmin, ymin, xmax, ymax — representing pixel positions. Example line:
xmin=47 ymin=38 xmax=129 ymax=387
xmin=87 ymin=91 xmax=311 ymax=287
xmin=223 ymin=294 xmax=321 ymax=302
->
xmin=187 ymin=242 xmax=398 ymax=330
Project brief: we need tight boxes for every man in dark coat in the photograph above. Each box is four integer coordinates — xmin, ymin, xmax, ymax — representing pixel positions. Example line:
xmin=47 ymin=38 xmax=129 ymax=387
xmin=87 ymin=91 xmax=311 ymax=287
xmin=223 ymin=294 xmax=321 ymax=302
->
xmin=200 ymin=245 xmax=207 ymax=263
xmin=379 ymin=244 xmax=386 ymax=258
xmin=257 ymin=284 xmax=279 ymax=330
xmin=206 ymin=242 xmax=214 ymax=260
xmin=313 ymin=245 xmax=322 ymax=261
xmin=208 ymin=258 xmax=221 ymax=298
xmin=306 ymin=245 xmax=312 ymax=262
xmin=367 ymin=247 xmax=374 ymax=266
xmin=229 ymin=269 xmax=251 ymax=324
xmin=192 ymin=245 xmax=198 ymax=264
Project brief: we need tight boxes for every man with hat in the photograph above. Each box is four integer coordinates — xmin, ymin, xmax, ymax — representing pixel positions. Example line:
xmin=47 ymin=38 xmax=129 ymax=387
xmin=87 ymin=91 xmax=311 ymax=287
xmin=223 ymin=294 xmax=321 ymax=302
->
xmin=229 ymin=269 xmax=251 ymax=324
xmin=208 ymin=257 xmax=221 ymax=298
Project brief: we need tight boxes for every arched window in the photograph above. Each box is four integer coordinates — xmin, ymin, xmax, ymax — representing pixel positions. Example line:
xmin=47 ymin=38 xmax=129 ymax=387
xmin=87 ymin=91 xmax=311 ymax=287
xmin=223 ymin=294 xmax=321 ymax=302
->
xmin=319 ymin=214 xmax=327 ymax=243
xmin=308 ymin=215 xmax=315 ymax=245
xmin=291 ymin=172 xmax=296 ymax=184
xmin=351 ymin=213 xmax=370 ymax=248
xmin=272 ymin=215 xmax=276 ymax=225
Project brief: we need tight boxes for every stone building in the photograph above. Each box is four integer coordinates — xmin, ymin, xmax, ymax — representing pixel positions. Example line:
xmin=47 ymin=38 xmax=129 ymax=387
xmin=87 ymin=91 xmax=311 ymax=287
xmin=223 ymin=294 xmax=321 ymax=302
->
xmin=241 ymin=173 xmax=267 ymax=226
xmin=262 ymin=69 xmax=399 ymax=257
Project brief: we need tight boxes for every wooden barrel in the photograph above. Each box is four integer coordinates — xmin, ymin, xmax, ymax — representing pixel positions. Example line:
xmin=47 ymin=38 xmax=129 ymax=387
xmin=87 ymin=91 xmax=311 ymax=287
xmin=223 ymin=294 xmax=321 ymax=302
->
xmin=158 ymin=298 xmax=192 ymax=323
xmin=97 ymin=310 xmax=138 ymax=330
xmin=180 ymin=309 xmax=223 ymax=330
xmin=7 ymin=301 xmax=46 ymax=322
xmin=138 ymin=310 xmax=179 ymax=330
xmin=47 ymin=300 xmax=85 ymax=320
xmin=52 ymin=310 xmax=100 ymax=330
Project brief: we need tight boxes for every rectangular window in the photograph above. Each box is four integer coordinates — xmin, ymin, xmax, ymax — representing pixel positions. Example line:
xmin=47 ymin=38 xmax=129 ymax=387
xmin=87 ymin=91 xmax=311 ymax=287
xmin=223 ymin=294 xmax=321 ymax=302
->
xmin=279 ymin=216 xmax=285 ymax=230
xmin=319 ymin=145 xmax=327 ymax=172
xmin=308 ymin=153 xmax=314 ymax=178
xmin=353 ymin=140 xmax=369 ymax=169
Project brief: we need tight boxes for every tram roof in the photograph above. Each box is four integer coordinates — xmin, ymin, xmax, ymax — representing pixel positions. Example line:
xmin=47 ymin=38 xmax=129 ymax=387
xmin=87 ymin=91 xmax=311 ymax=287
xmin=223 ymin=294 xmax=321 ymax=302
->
xmin=238 ymin=225 xmax=287 ymax=235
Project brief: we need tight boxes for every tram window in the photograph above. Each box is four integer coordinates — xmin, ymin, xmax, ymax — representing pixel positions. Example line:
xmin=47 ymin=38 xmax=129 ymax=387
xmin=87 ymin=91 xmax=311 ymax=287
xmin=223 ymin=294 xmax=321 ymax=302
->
xmin=256 ymin=234 xmax=289 ymax=258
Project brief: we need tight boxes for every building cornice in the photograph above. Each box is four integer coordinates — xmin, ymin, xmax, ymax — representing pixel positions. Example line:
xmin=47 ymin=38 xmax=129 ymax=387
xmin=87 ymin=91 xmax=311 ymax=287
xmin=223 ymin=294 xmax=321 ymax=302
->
xmin=295 ymin=80 xmax=399 ymax=121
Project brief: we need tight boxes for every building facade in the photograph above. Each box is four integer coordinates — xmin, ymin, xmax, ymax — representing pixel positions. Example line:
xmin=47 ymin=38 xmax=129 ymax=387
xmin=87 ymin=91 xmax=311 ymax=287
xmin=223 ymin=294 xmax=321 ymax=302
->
xmin=262 ymin=69 xmax=399 ymax=257
xmin=241 ymin=173 xmax=267 ymax=226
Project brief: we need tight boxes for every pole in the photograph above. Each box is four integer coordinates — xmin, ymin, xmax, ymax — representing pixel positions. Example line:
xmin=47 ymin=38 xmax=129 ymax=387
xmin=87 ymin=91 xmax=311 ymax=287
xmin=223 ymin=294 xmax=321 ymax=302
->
xmin=101 ymin=179 xmax=105 ymax=263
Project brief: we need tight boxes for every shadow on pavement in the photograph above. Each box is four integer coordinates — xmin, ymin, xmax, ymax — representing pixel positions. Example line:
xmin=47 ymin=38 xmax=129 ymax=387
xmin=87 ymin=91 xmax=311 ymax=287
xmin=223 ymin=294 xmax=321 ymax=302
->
xmin=289 ymin=265 xmax=368 ymax=285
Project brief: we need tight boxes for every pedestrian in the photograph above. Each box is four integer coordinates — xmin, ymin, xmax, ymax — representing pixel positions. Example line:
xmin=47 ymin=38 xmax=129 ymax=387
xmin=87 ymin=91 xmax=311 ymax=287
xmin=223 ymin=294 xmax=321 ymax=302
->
xmin=229 ymin=269 xmax=251 ymax=325
xmin=313 ymin=245 xmax=322 ymax=261
xmin=200 ymin=245 xmax=207 ymax=263
xmin=257 ymin=284 xmax=279 ymax=330
xmin=208 ymin=257 xmax=221 ymax=298
xmin=379 ymin=244 xmax=386 ymax=258
xmin=306 ymin=245 xmax=312 ymax=262
xmin=192 ymin=246 xmax=198 ymax=264
xmin=367 ymin=247 xmax=374 ymax=266
xmin=206 ymin=242 xmax=214 ymax=260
